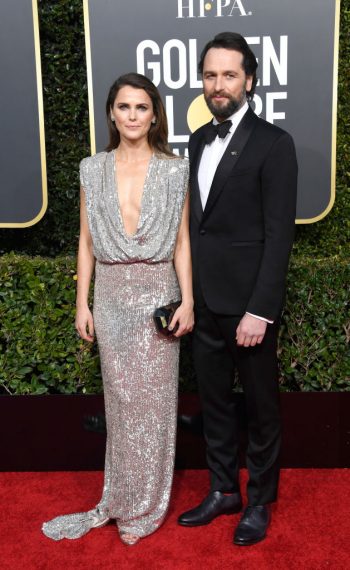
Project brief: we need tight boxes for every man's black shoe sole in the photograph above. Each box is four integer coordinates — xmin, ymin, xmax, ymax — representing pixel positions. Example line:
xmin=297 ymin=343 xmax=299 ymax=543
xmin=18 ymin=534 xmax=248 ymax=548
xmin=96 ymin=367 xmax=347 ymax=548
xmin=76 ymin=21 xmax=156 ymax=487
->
xmin=233 ymin=533 xmax=267 ymax=546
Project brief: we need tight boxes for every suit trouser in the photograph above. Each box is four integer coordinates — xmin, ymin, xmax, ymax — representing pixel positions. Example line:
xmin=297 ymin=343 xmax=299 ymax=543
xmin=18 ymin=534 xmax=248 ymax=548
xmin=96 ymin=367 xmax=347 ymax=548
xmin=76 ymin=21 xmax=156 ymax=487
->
xmin=192 ymin=297 xmax=281 ymax=506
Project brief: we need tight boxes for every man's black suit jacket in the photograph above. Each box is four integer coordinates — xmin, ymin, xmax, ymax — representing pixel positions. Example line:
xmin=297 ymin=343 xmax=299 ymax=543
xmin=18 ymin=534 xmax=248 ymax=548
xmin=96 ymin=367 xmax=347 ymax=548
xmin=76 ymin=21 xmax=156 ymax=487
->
xmin=189 ymin=106 xmax=298 ymax=321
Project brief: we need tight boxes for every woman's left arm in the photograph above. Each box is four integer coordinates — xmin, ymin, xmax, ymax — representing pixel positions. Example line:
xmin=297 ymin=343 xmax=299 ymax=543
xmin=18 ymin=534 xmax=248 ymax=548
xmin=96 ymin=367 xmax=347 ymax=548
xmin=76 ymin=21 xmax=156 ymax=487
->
xmin=170 ymin=192 xmax=194 ymax=337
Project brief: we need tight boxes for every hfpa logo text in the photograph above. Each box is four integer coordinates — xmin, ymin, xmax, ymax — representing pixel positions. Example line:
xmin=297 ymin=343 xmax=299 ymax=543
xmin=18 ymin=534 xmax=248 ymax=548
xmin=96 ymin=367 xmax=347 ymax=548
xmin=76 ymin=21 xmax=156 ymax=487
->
xmin=177 ymin=0 xmax=252 ymax=19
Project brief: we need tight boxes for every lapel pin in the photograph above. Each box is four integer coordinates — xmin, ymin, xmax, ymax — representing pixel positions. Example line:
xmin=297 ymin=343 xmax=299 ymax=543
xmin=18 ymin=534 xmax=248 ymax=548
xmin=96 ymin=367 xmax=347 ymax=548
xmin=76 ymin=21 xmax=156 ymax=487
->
xmin=231 ymin=151 xmax=238 ymax=156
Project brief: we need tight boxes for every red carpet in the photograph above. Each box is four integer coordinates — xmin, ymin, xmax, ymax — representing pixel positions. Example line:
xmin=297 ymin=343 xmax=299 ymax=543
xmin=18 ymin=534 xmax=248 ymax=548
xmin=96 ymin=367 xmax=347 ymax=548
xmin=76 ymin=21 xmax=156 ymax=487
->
xmin=2 ymin=469 xmax=349 ymax=570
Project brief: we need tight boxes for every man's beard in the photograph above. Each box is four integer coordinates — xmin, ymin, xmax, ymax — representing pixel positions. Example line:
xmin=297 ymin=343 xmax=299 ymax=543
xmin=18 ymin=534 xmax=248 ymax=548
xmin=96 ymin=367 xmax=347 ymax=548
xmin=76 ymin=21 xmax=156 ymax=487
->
xmin=204 ymin=88 xmax=246 ymax=120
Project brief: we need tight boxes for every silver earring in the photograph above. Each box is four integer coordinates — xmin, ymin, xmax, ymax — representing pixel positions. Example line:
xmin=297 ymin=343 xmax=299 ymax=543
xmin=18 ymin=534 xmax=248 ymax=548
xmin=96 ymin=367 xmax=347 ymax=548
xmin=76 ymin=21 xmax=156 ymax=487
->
xmin=151 ymin=118 xmax=156 ymax=124
xmin=111 ymin=116 xmax=115 ymax=122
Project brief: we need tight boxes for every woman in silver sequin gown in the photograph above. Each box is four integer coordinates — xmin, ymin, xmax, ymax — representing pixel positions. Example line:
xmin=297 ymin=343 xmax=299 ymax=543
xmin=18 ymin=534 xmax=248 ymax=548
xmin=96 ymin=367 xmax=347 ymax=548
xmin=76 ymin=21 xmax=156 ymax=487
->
xmin=42 ymin=74 xmax=193 ymax=545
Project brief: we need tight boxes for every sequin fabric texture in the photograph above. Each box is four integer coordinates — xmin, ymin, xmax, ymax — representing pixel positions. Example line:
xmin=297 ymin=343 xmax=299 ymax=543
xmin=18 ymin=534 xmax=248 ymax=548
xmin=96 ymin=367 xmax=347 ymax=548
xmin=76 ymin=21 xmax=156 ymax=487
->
xmin=42 ymin=152 xmax=189 ymax=541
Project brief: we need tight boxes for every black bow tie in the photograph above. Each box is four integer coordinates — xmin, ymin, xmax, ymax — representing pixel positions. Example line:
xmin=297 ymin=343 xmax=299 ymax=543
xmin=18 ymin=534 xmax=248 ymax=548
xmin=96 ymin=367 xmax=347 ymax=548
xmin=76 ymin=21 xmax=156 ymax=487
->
xmin=204 ymin=120 xmax=232 ymax=144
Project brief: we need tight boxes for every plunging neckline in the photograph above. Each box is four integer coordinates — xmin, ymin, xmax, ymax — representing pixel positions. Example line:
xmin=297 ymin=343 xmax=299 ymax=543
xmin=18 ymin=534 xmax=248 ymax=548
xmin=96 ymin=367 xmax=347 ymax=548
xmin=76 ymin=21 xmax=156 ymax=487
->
xmin=113 ymin=151 xmax=154 ymax=239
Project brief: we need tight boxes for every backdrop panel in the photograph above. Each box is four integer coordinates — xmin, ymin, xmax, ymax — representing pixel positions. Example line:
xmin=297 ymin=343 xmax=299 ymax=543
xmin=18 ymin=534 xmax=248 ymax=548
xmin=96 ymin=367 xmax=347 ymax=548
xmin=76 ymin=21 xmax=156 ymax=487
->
xmin=0 ymin=0 xmax=47 ymax=228
xmin=84 ymin=0 xmax=339 ymax=223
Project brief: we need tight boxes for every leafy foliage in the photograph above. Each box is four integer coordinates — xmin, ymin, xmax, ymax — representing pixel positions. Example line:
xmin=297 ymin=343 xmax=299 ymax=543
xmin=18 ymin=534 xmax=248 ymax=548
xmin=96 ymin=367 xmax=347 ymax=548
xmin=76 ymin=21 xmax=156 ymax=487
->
xmin=280 ymin=256 xmax=349 ymax=392
xmin=0 ymin=254 xmax=348 ymax=394
xmin=0 ymin=254 xmax=101 ymax=394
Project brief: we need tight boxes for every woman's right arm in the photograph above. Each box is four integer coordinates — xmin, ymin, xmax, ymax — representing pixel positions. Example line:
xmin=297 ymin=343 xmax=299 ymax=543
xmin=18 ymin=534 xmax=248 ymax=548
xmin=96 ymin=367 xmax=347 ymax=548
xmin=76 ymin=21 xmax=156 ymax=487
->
xmin=75 ymin=187 xmax=95 ymax=342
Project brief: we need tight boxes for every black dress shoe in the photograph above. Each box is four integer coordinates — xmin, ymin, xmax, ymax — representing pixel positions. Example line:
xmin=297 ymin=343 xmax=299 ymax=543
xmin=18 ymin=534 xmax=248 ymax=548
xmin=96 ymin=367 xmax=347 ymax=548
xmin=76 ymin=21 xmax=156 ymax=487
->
xmin=233 ymin=505 xmax=271 ymax=546
xmin=178 ymin=491 xmax=242 ymax=527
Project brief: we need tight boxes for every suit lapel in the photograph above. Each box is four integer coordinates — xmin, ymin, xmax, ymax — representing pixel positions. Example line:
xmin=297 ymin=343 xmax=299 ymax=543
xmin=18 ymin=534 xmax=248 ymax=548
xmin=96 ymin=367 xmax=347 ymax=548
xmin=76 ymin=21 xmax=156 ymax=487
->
xmin=202 ymin=107 xmax=257 ymax=221
xmin=190 ymin=133 xmax=206 ymax=224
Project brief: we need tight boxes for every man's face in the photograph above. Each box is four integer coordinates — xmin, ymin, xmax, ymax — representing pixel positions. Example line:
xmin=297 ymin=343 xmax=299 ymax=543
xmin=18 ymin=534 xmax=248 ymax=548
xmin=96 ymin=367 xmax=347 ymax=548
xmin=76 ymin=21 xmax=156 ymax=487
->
xmin=202 ymin=48 xmax=253 ymax=121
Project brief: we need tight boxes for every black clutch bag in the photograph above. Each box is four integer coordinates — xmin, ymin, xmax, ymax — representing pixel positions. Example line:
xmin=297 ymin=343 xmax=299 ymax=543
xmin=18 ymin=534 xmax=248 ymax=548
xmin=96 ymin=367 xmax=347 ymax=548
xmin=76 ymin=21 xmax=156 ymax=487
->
xmin=153 ymin=301 xmax=181 ymax=336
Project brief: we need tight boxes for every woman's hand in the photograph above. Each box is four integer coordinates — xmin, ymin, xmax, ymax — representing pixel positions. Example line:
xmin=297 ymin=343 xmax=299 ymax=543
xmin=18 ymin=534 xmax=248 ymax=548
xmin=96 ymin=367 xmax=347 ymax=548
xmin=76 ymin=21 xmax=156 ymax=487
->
xmin=75 ymin=304 xmax=95 ymax=342
xmin=169 ymin=302 xmax=194 ymax=338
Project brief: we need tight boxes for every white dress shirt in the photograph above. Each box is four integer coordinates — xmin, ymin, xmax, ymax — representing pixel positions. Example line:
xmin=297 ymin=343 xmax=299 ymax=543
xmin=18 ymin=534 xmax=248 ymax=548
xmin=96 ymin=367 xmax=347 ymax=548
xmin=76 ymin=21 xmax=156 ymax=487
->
xmin=197 ymin=101 xmax=273 ymax=324
xmin=198 ymin=102 xmax=249 ymax=210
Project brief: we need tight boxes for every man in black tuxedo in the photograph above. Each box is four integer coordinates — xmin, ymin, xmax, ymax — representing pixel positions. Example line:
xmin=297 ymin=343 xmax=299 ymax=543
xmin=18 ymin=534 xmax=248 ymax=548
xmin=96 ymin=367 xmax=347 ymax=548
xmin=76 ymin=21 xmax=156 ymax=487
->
xmin=178 ymin=32 xmax=297 ymax=545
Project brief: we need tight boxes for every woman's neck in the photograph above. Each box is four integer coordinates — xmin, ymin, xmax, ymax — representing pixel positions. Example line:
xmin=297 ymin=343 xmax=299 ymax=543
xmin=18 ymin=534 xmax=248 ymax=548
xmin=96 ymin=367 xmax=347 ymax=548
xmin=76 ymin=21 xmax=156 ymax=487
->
xmin=116 ymin=139 xmax=153 ymax=163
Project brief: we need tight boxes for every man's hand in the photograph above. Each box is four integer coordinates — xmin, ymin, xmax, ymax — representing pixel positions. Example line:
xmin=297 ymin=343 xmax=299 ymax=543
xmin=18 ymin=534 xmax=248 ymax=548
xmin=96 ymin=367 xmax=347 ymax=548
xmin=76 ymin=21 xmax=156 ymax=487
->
xmin=236 ymin=314 xmax=267 ymax=347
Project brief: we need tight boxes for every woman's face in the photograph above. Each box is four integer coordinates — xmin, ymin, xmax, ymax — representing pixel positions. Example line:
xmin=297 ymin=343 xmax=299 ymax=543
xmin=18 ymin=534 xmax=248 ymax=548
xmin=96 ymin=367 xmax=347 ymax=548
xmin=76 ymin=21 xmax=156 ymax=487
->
xmin=111 ymin=86 xmax=155 ymax=143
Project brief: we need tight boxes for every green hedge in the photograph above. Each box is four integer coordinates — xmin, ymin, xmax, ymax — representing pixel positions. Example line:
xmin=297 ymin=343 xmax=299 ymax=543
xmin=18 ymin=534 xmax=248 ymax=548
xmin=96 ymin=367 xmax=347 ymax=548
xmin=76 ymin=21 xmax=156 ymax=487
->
xmin=0 ymin=254 xmax=348 ymax=394
xmin=0 ymin=255 xmax=100 ymax=394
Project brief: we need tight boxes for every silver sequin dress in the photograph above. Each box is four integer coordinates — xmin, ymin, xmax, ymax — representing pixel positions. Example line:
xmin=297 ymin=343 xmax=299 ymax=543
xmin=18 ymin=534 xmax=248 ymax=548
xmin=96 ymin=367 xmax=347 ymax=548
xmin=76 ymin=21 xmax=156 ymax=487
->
xmin=42 ymin=151 xmax=189 ymax=540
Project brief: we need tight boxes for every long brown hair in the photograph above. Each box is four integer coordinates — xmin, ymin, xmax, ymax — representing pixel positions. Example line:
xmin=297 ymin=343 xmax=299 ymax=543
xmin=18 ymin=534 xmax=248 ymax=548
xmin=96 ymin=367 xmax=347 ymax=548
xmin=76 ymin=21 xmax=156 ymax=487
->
xmin=105 ymin=73 xmax=173 ymax=156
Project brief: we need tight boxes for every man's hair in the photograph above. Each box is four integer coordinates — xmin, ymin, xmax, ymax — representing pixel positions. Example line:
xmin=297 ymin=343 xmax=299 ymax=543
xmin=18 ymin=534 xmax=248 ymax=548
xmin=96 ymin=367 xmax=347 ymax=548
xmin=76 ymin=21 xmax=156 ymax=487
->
xmin=198 ymin=32 xmax=258 ymax=100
